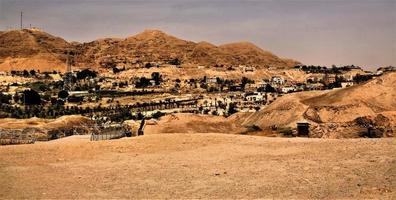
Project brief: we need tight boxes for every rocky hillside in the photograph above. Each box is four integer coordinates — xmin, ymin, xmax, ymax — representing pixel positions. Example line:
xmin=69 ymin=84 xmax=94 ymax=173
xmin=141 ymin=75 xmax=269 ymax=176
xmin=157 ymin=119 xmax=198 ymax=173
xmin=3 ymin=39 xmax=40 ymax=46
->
xmin=235 ymin=72 xmax=396 ymax=138
xmin=76 ymin=29 xmax=299 ymax=69
xmin=0 ymin=29 xmax=300 ymax=72
xmin=0 ymin=29 xmax=71 ymax=72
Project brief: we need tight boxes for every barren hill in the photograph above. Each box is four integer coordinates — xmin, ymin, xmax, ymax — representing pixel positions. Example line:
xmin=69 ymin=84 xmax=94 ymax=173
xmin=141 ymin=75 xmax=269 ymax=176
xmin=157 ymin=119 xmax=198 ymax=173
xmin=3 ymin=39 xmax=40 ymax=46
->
xmin=236 ymin=72 xmax=396 ymax=138
xmin=0 ymin=29 xmax=299 ymax=72
xmin=77 ymin=29 xmax=299 ymax=69
xmin=0 ymin=29 xmax=70 ymax=72
xmin=219 ymin=42 xmax=297 ymax=67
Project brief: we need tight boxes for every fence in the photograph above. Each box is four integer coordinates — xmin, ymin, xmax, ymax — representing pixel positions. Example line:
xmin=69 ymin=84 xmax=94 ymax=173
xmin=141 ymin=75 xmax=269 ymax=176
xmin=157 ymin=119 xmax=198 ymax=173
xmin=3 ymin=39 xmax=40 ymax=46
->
xmin=90 ymin=126 xmax=126 ymax=141
xmin=0 ymin=129 xmax=37 ymax=145
xmin=0 ymin=138 xmax=36 ymax=145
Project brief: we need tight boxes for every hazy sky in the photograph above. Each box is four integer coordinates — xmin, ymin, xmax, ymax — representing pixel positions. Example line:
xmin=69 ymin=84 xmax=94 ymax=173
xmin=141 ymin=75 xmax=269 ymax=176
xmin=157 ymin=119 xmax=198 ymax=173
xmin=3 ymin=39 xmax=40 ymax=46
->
xmin=0 ymin=0 xmax=395 ymax=69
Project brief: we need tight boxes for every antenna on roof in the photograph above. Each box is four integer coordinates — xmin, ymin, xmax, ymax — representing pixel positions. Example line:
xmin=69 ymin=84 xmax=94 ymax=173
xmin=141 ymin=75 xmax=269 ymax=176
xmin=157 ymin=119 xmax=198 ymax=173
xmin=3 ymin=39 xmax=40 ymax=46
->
xmin=20 ymin=11 xmax=23 ymax=30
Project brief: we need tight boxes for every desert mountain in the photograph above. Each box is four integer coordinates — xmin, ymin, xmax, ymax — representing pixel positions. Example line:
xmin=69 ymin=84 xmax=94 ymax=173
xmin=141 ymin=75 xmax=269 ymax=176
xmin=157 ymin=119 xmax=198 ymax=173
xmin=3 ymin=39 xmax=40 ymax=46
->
xmin=0 ymin=29 xmax=71 ymax=72
xmin=77 ymin=29 xmax=299 ymax=69
xmin=0 ymin=29 xmax=299 ymax=72
xmin=234 ymin=72 xmax=396 ymax=138
xmin=219 ymin=42 xmax=293 ymax=67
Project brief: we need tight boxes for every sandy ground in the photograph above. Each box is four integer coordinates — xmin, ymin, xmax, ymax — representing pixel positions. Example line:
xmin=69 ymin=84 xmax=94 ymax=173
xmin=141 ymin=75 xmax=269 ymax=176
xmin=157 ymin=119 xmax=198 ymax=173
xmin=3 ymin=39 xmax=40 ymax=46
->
xmin=0 ymin=134 xmax=395 ymax=199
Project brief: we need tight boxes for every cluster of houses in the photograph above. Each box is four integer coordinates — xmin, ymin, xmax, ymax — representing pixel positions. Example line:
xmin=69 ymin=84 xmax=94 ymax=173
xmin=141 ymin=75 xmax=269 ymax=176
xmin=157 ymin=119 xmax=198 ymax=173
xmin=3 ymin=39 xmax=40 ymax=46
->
xmin=0 ymin=64 xmax=392 ymax=120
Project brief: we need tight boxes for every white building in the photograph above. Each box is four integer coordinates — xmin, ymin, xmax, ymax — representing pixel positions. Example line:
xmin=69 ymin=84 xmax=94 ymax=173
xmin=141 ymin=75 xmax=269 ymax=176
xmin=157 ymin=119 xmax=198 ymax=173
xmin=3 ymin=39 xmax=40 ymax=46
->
xmin=206 ymin=77 xmax=217 ymax=84
xmin=341 ymin=82 xmax=354 ymax=88
xmin=246 ymin=92 xmax=265 ymax=102
xmin=271 ymin=76 xmax=285 ymax=85
xmin=69 ymin=91 xmax=89 ymax=96
xmin=281 ymin=86 xmax=295 ymax=93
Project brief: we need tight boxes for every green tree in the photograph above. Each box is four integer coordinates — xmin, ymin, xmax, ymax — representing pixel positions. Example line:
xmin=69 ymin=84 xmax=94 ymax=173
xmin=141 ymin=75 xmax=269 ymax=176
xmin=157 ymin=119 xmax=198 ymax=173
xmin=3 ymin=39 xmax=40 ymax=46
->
xmin=29 ymin=69 xmax=36 ymax=76
xmin=22 ymin=89 xmax=41 ymax=105
xmin=227 ymin=103 xmax=238 ymax=116
xmin=58 ymin=90 xmax=69 ymax=99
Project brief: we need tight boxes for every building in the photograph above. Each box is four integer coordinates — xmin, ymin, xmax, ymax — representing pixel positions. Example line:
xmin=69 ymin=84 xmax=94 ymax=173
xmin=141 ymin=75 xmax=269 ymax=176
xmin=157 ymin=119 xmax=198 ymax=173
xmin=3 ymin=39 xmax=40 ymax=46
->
xmin=69 ymin=91 xmax=89 ymax=96
xmin=271 ymin=76 xmax=285 ymax=85
xmin=341 ymin=82 xmax=354 ymax=88
xmin=323 ymin=74 xmax=336 ymax=85
xmin=376 ymin=70 xmax=383 ymax=76
xmin=297 ymin=121 xmax=310 ymax=136
xmin=245 ymin=92 xmax=265 ymax=102
xmin=281 ymin=86 xmax=295 ymax=93
xmin=206 ymin=77 xmax=217 ymax=84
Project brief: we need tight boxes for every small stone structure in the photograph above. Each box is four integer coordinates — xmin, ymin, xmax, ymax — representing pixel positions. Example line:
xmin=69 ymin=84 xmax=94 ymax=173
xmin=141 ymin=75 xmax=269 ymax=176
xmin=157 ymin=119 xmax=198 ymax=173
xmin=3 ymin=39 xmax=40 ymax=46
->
xmin=297 ymin=121 xmax=310 ymax=136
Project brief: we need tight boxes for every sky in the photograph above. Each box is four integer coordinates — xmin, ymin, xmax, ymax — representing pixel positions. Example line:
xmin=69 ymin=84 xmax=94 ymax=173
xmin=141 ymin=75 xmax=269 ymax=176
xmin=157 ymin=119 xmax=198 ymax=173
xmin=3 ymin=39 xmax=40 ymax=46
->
xmin=0 ymin=0 xmax=395 ymax=69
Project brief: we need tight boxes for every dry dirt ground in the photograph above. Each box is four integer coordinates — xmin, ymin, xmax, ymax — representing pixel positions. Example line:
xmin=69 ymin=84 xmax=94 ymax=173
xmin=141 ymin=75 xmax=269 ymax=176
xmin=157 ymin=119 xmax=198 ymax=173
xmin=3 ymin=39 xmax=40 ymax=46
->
xmin=0 ymin=134 xmax=395 ymax=199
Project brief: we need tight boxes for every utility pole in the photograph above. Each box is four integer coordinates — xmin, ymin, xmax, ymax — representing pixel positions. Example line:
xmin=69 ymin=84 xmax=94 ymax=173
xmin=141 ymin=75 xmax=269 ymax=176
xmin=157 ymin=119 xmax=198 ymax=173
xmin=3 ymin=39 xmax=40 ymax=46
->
xmin=20 ymin=12 xmax=23 ymax=30
xmin=67 ymin=51 xmax=72 ymax=74
xmin=64 ymin=50 xmax=73 ymax=91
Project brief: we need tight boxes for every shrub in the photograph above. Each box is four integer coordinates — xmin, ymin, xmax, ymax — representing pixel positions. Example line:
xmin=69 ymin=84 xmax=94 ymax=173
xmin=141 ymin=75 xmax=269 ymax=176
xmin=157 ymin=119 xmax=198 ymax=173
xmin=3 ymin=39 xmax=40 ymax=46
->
xmin=58 ymin=90 xmax=69 ymax=99
xmin=152 ymin=111 xmax=165 ymax=119
xmin=278 ymin=127 xmax=293 ymax=136
xmin=168 ymin=58 xmax=181 ymax=65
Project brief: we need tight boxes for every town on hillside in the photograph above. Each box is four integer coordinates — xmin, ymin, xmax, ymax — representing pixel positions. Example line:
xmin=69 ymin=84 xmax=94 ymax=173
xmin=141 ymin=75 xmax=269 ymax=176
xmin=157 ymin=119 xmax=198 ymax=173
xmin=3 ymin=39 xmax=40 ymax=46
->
xmin=1 ymin=55 xmax=395 ymax=141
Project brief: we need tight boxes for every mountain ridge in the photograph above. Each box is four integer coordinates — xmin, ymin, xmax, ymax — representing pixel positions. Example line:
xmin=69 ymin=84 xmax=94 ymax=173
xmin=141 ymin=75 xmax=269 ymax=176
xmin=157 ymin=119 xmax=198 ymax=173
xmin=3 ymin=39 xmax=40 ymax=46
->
xmin=0 ymin=28 xmax=300 ymax=72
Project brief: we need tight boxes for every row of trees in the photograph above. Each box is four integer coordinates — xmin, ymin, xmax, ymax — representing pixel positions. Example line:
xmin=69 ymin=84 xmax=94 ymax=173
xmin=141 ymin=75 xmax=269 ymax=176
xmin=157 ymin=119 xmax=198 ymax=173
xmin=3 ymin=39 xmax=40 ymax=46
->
xmin=295 ymin=65 xmax=361 ymax=74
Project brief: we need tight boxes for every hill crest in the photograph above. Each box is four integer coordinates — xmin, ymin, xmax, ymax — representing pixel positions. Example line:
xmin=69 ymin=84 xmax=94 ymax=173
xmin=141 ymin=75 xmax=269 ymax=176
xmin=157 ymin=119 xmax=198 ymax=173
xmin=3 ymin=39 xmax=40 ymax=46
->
xmin=0 ymin=29 xmax=300 ymax=72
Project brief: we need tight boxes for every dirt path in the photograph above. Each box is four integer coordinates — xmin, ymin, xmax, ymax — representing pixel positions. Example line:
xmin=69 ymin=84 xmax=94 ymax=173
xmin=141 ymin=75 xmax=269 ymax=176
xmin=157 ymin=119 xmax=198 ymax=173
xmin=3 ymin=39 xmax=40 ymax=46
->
xmin=0 ymin=134 xmax=395 ymax=199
